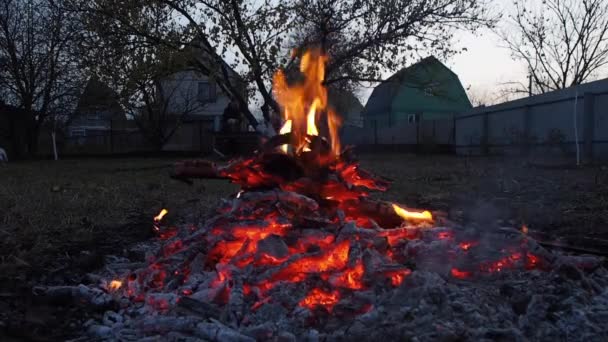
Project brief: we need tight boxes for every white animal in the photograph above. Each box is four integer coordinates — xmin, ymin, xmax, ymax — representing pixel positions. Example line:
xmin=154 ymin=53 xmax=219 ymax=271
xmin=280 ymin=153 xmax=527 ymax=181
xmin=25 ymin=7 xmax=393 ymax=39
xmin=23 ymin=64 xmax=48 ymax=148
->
xmin=0 ymin=147 xmax=7 ymax=162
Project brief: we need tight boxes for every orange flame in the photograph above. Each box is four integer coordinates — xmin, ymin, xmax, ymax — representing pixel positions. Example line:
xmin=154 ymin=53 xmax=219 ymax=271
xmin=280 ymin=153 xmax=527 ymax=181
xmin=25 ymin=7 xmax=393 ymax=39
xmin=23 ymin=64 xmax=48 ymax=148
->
xmin=392 ymin=204 xmax=433 ymax=222
xmin=273 ymin=49 xmax=342 ymax=158
xmin=154 ymin=209 xmax=168 ymax=222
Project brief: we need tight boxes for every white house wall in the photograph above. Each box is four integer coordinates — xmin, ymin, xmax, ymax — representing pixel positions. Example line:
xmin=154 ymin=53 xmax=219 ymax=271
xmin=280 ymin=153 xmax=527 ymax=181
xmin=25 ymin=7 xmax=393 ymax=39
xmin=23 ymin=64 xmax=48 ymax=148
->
xmin=161 ymin=70 xmax=231 ymax=117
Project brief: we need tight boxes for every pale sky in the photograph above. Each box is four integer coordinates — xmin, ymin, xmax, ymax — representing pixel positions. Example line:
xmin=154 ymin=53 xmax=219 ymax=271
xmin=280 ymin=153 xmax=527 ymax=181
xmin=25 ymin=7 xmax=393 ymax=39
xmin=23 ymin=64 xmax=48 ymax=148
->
xmin=447 ymin=0 xmax=526 ymax=103
xmin=447 ymin=28 xmax=527 ymax=102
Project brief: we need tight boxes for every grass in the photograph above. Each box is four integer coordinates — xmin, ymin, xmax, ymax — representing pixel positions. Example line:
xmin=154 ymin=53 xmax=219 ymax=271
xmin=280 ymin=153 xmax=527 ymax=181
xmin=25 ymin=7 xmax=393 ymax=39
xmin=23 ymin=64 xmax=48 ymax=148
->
xmin=0 ymin=158 xmax=237 ymax=272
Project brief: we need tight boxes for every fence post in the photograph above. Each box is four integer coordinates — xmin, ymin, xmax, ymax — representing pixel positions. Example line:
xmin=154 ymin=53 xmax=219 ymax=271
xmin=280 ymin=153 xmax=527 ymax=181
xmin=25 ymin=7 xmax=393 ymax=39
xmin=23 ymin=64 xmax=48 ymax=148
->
xmin=481 ymin=112 xmax=489 ymax=155
xmin=452 ymin=114 xmax=457 ymax=146
xmin=199 ymin=121 xmax=203 ymax=152
xmin=523 ymin=105 xmax=531 ymax=156
xmin=110 ymin=119 xmax=114 ymax=153
xmin=583 ymin=93 xmax=595 ymax=163
xmin=373 ymin=120 xmax=378 ymax=145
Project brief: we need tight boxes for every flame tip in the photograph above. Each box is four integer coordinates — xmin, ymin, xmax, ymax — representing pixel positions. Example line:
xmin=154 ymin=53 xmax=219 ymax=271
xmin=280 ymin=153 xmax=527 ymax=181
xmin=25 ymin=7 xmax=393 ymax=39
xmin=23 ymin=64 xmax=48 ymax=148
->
xmin=392 ymin=204 xmax=434 ymax=222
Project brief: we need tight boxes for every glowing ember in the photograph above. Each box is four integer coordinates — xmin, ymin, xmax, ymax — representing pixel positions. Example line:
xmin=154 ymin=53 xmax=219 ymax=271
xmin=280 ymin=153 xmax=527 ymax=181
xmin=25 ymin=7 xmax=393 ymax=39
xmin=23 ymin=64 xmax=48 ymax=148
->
xmin=299 ymin=288 xmax=340 ymax=312
xmin=154 ymin=209 xmax=168 ymax=222
xmin=385 ymin=269 xmax=412 ymax=286
xmin=392 ymin=204 xmax=433 ymax=222
xmin=109 ymin=280 xmax=122 ymax=291
xmin=272 ymin=240 xmax=350 ymax=283
xmin=451 ymin=268 xmax=472 ymax=279
xmin=526 ymin=253 xmax=540 ymax=269
xmin=331 ymin=261 xmax=365 ymax=290
xmin=459 ymin=241 xmax=477 ymax=250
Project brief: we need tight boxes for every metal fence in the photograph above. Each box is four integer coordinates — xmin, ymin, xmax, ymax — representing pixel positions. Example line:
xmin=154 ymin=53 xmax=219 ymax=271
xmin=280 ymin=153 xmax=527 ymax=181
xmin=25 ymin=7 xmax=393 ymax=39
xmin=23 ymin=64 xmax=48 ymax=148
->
xmin=454 ymin=78 xmax=608 ymax=162
xmin=340 ymin=118 xmax=455 ymax=153
xmin=61 ymin=119 xmax=240 ymax=156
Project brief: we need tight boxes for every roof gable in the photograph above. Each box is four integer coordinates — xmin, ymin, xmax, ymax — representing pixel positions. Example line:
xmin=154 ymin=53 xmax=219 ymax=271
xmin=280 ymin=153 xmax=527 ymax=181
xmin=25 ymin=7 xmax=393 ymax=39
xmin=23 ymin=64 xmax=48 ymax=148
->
xmin=363 ymin=56 xmax=471 ymax=116
xmin=75 ymin=77 xmax=126 ymax=120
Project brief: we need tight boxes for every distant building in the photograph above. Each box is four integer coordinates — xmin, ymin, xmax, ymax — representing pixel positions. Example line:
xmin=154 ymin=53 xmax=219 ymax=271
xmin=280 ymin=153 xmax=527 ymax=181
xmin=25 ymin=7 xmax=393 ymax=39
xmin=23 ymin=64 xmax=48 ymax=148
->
xmin=67 ymin=77 xmax=127 ymax=137
xmin=157 ymin=45 xmax=251 ymax=152
xmin=158 ymin=44 xmax=248 ymax=133
xmin=363 ymin=56 xmax=471 ymax=128
xmin=0 ymin=102 xmax=35 ymax=159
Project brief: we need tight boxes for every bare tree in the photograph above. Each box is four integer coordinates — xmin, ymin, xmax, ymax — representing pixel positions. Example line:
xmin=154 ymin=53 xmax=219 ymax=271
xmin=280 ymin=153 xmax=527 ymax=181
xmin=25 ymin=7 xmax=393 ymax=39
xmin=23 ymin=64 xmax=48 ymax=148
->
xmin=0 ymin=0 xmax=85 ymax=157
xmin=500 ymin=0 xmax=608 ymax=95
xmin=70 ymin=0 xmax=491 ymax=131
xmin=130 ymin=72 xmax=210 ymax=151
xmin=466 ymin=86 xmax=494 ymax=107
xmin=77 ymin=31 xmax=209 ymax=150
xmin=292 ymin=1 xmax=490 ymax=87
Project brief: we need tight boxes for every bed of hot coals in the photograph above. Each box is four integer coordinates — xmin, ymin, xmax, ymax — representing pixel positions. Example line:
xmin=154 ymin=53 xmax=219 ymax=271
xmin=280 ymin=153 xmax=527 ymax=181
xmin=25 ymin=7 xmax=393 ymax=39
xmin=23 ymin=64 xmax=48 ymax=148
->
xmin=38 ymin=155 xmax=608 ymax=341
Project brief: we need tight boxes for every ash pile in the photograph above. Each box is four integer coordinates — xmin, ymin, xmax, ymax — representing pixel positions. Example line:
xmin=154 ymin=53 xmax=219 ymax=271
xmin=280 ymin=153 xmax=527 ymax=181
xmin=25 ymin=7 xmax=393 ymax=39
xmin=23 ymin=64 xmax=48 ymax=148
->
xmin=37 ymin=152 xmax=608 ymax=341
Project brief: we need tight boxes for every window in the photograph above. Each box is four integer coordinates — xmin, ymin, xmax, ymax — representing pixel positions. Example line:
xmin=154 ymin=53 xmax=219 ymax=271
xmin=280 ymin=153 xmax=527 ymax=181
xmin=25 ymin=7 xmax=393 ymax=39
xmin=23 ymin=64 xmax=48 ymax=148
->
xmin=87 ymin=113 xmax=101 ymax=121
xmin=407 ymin=114 xmax=420 ymax=124
xmin=70 ymin=128 xmax=86 ymax=137
xmin=198 ymin=81 xmax=217 ymax=103
xmin=423 ymin=82 xmax=440 ymax=97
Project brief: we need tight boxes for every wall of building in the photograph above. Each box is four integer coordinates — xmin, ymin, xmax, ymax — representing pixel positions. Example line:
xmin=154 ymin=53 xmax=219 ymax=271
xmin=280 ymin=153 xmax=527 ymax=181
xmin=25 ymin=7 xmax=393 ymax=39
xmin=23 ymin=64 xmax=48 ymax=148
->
xmin=455 ymin=78 xmax=608 ymax=161
xmin=161 ymin=70 xmax=232 ymax=117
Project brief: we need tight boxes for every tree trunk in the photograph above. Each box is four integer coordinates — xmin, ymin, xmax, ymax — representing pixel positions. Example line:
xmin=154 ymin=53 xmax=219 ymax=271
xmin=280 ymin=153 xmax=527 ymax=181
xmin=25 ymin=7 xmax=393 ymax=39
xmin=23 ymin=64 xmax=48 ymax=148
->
xmin=27 ymin=122 xmax=40 ymax=158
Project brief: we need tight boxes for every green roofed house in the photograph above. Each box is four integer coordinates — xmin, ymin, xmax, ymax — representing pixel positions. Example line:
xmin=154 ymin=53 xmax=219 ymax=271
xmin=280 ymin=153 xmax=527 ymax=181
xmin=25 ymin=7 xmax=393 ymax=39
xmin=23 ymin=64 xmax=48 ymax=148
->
xmin=363 ymin=56 xmax=471 ymax=129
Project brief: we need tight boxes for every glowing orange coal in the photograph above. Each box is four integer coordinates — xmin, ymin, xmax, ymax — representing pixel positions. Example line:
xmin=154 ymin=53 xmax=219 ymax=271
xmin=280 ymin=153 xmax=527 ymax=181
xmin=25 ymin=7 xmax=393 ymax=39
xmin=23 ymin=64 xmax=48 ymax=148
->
xmin=299 ymin=288 xmax=340 ymax=312
xmin=273 ymin=49 xmax=342 ymax=158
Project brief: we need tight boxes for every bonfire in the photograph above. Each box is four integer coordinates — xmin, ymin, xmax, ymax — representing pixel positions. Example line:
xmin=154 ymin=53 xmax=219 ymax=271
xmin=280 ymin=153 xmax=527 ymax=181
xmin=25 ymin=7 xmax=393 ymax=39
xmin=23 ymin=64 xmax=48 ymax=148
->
xmin=37 ymin=49 xmax=608 ymax=341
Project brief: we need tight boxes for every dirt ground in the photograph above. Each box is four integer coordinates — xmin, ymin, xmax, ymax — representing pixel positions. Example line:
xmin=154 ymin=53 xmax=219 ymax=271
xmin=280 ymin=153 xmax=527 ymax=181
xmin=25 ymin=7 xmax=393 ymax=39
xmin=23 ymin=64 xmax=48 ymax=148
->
xmin=1 ymin=154 xmax=607 ymax=340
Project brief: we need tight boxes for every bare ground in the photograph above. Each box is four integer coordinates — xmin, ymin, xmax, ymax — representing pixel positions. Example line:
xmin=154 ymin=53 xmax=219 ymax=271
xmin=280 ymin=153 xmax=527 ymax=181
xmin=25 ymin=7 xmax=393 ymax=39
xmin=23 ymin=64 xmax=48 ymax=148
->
xmin=0 ymin=154 xmax=607 ymax=340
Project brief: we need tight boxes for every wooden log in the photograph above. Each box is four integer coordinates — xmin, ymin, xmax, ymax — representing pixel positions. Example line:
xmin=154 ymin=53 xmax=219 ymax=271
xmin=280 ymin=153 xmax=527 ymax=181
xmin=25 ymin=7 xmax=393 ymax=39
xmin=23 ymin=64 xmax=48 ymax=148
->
xmin=341 ymin=199 xmax=405 ymax=228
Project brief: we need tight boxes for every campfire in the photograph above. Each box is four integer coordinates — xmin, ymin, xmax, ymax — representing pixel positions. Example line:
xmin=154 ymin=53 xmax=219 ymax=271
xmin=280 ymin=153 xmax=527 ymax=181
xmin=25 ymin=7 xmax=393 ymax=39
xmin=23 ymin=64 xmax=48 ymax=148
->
xmin=37 ymin=49 xmax=608 ymax=341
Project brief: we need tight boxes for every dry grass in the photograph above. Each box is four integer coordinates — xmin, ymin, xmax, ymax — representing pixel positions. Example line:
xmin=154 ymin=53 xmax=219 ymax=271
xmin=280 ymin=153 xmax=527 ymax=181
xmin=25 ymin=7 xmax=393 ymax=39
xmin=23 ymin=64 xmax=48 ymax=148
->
xmin=0 ymin=158 xmax=237 ymax=269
